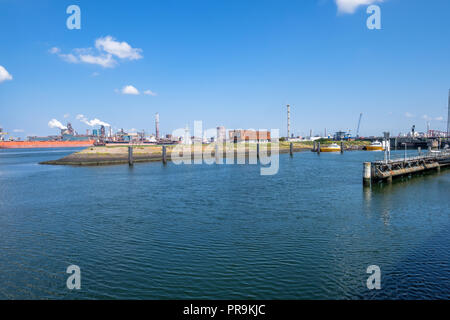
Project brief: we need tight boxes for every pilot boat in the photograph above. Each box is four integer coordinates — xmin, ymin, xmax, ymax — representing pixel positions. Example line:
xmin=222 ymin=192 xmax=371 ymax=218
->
xmin=320 ymin=143 xmax=341 ymax=152
xmin=366 ymin=140 xmax=385 ymax=151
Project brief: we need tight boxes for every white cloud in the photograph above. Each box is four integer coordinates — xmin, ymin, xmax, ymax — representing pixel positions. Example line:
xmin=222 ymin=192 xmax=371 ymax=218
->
xmin=91 ymin=72 xmax=100 ymax=77
xmin=76 ymin=114 xmax=111 ymax=127
xmin=48 ymin=119 xmax=67 ymax=130
xmin=116 ymin=86 xmax=156 ymax=96
xmin=49 ymin=47 xmax=60 ymax=54
xmin=0 ymin=65 xmax=13 ymax=83
xmin=78 ymin=53 xmax=116 ymax=68
xmin=13 ymin=129 xmax=24 ymax=133
xmin=422 ymin=115 xmax=444 ymax=121
xmin=95 ymin=36 xmax=143 ymax=60
xmin=144 ymin=89 xmax=157 ymax=96
xmin=50 ymin=36 xmax=142 ymax=68
xmin=335 ymin=0 xmax=383 ymax=14
xmin=405 ymin=112 xmax=415 ymax=118
xmin=49 ymin=47 xmax=79 ymax=63
xmin=60 ymin=53 xmax=79 ymax=63
xmin=64 ymin=114 xmax=70 ymax=118
xmin=121 ymin=85 xmax=140 ymax=95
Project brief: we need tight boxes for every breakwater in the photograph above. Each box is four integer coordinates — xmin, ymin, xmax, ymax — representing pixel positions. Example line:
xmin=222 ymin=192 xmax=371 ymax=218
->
xmin=40 ymin=143 xmax=312 ymax=166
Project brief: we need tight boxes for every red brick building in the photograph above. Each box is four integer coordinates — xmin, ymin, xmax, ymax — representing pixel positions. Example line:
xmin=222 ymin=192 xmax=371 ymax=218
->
xmin=228 ymin=130 xmax=271 ymax=143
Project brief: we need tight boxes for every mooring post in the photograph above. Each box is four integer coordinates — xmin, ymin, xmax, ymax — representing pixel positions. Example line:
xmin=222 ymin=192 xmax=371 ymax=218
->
xmin=257 ymin=143 xmax=260 ymax=160
xmin=162 ymin=145 xmax=167 ymax=164
xmin=313 ymin=141 xmax=316 ymax=152
xmin=317 ymin=142 xmax=321 ymax=154
xmin=340 ymin=142 xmax=344 ymax=154
xmin=128 ymin=146 xmax=133 ymax=166
xmin=290 ymin=142 xmax=293 ymax=157
xmin=363 ymin=162 xmax=371 ymax=186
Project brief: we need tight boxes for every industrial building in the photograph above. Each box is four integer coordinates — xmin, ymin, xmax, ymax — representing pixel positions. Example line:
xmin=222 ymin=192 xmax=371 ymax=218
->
xmin=228 ymin=130 xmax=271 ymax=143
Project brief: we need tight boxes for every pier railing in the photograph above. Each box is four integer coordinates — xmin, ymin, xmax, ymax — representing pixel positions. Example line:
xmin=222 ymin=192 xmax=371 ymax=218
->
xmin=372 ymin=149 xmax=450 ymax=165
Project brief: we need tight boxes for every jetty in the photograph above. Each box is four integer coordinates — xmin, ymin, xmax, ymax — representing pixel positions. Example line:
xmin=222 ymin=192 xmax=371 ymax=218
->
xmin=39 ymin=142 xmax=312 ymax=166
xmin=363 ymin=150 xmax=450 ymax=185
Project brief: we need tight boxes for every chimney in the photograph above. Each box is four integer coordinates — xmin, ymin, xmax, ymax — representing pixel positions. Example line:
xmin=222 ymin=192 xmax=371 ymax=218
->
xmin=155 ymin=113 xmax=160 ymax=140
xmin=287 ymin=104 xmax=290 ymax=139
xmin=447 ymin=89 xmax=450 ymax=139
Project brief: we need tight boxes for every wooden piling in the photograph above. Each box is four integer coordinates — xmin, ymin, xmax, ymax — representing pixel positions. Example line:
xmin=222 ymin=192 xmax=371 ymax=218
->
xmin=340 ymin=142 xmax=344 ymax=154
xmin=257 ymin=143 xmax=260 ymax=160
xmin=290 ymin=142 xmax=293 ymax=157
xmin=128 ymin=146 xmax=133 ymax=166
xmin=313 ymin=141 xmax=316 ymax=152
xmin=317 ymin=142 xmax=321 ymax=154
xmin=162 ymin=145 xmax=167 ymax=164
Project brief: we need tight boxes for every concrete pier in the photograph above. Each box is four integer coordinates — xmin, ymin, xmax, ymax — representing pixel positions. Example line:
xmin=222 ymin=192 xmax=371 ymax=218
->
xmin=364 ymin=150 xmax=450 ymax=183
xmin=363 ymin=162 xmax=371 ymax=186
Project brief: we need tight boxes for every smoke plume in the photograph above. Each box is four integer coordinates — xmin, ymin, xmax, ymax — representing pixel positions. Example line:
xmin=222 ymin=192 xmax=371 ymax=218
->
xmin=48 ymin=119 xmax=67 ymax=130
xmin=76 ymin=114 xmax=110 ymax=127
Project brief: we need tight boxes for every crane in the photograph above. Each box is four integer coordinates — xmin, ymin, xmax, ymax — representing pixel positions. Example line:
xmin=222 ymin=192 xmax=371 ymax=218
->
xmin=356 ymin=113 xmax=363 ymax=138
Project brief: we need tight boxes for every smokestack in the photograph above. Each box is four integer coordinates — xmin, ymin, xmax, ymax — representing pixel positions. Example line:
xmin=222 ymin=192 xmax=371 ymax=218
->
xmin=287 ymin=104 xmax=290 ymax=139
xmin=447 ymin=89 xmax=450 ymax=139
xmin=155 ymin=113 xmax=160 ymax=140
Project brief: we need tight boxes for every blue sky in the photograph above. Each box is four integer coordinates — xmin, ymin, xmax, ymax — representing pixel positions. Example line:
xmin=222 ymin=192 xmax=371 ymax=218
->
xmin=0 ymin=0 xmax=449 ymax=138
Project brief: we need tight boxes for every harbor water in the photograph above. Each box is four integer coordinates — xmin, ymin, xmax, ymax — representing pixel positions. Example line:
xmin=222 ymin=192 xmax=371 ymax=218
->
xmin=0 ymin=148 xmax=448 ymax=299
